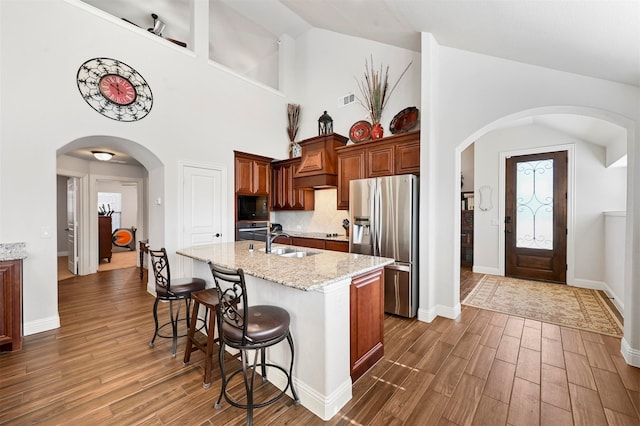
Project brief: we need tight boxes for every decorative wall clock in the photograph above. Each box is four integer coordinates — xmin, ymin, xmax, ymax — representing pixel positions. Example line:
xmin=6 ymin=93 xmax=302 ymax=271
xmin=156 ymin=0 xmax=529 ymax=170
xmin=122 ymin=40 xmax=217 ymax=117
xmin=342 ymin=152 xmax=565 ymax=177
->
xmin=77 ymin=57 xmax=153 ymax=122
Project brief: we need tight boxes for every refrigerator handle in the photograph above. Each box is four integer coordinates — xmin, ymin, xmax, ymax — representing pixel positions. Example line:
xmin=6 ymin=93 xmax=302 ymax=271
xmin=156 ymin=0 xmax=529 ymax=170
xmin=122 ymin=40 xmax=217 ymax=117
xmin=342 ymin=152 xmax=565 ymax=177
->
xmin=375 ymin=181 xmax=382 ymax=256
xmin=369 ymin=180 xmax=378 ymax=256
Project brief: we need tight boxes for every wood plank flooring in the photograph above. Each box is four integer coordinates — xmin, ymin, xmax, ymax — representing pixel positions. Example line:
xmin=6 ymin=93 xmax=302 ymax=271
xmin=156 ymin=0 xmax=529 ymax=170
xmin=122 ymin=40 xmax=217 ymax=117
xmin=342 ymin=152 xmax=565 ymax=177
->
xmin=1 ymin=267 xmax=638 ymax=425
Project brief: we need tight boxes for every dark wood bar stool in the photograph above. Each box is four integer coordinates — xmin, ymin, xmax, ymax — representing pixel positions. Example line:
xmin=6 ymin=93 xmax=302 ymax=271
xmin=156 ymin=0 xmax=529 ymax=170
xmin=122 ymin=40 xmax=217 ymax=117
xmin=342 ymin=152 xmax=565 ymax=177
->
xmin=183 ymin=288 xmax=220 ymax=388
xmin=209 ymin=262 xmax=300 ymax=426
xmin=148 ymin=247 xmax=206 ymax=357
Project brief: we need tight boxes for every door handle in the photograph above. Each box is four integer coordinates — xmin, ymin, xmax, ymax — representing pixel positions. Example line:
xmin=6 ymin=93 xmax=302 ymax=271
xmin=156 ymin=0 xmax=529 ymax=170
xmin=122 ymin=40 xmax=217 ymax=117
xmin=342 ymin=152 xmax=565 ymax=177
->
xmin=214 ymin=233 xmax=222 ymax=238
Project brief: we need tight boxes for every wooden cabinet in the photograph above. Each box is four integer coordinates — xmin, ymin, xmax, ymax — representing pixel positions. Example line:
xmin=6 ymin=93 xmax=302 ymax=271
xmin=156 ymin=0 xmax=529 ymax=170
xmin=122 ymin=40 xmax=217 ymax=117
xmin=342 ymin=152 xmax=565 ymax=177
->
xmin=291 ymin=237 xmax=325 ymax=249
xmin=325 ymin=240 xmax=349 ymax=252
xmin=272 ymin=236 xmax=349 ymax=252
xmin=271 ymin=158 xmax=314 ymax=211
xmin=0 ymin=259 xmax=22 ymax=352
xmin=336 ymin=130 xmax=420 ymax=210
xmin=98 ymin=215 xmax=112 ymax=263
xmin=461 ymin=209 xmax=474 ymax=267
xmin=395 ymin=138 xmax=420 ymax=174
xmin=350 ymin=268 xmax=384 ymax=382
xmin=367 ymin=145 xmax=395 ymax=177
xmin=234 ymin=151 xmax=272 ymax=195
xmin=337 ymin=149 xmax=366 ymax=210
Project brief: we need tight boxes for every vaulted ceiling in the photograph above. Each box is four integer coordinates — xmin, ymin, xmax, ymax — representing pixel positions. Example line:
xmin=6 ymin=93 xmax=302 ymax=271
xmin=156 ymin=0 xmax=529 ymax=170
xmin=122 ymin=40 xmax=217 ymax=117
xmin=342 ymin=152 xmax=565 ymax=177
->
xmin=72 ymin=0 xmax=635 ymax=167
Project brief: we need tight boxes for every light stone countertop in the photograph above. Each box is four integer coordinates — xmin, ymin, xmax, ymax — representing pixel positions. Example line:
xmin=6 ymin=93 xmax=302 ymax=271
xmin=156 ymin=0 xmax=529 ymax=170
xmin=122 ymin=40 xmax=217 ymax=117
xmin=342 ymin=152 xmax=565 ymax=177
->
xmin=177 ymin=240 xmax=393 ymax=291
xmin=0 ymin=242 xmax=27 ymax=261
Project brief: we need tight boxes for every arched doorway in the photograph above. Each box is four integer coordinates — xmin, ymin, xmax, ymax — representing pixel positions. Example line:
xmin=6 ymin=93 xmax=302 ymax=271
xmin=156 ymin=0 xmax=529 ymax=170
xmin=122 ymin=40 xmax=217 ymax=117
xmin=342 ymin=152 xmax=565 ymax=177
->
xmin=56 ymin=136 xmax=164 ymax=279
xmin=455 ymin=106 xmax=631 ymax=334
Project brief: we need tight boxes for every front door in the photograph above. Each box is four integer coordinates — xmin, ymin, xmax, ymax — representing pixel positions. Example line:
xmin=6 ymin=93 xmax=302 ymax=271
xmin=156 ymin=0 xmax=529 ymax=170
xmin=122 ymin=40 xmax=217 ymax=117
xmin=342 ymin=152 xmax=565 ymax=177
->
xmin=505 ymin=151 xmax=567 ymax=283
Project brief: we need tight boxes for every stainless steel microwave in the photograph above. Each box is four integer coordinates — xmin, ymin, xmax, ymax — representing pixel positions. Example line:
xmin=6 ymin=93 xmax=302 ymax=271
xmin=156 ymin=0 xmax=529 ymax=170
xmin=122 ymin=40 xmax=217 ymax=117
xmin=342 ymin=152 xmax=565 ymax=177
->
xmin=237 ymin=195 xmax=269 ymax=221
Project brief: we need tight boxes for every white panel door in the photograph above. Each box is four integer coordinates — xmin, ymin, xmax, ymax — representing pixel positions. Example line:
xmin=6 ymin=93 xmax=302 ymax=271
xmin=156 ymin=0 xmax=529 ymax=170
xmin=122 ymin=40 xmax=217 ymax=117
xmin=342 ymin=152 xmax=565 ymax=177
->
xmin=182 ymin=165 xmax=224 ymax=246
xmin=66 ymin=177 xmax=79 ymax=274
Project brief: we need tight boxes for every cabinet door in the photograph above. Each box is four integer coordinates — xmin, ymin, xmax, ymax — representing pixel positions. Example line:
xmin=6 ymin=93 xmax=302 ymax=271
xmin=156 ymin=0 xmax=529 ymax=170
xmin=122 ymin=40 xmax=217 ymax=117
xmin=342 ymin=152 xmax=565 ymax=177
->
xmin=253 ymin=161 xmax=270 ymax=195
xmin=235 ymin=156 xmax=255 ymax=194
xmin=290 ymin=161 xmax=314 ymax=210
xmin=271 ymin=163 xmax=286 ymax=210
xmin=350 ymin=268 xmax=384 ymax=381
xmin=0 ymin=260 xmax=21 ymax=351
xmin=367 ymin=145 xmax=394 ymax=177
xmin=337 ymin=149 xmax=365 ymax=210
xmin=395 ymin=140 xmax=420 ymax=175
xmin=325 ymin=240 xmax=348 ymax=252
xmin=291 ymin=237 xmax=325 ymax=249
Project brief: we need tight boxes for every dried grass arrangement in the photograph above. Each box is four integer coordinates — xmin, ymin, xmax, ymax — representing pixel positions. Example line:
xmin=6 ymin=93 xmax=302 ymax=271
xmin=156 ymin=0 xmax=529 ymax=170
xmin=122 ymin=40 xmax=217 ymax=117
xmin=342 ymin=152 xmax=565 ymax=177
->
xmin=356 ymin=56 xmax=412 ymax=124
xmin=286 ymin=103 xmax=301 ymax=142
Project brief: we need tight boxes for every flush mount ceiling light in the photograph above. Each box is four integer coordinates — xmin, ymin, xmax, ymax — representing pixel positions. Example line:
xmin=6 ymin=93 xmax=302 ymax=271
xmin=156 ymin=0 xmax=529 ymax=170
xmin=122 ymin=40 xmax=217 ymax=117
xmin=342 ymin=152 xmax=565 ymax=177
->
xmin=92 ymin=151 xmax=114 ymax=161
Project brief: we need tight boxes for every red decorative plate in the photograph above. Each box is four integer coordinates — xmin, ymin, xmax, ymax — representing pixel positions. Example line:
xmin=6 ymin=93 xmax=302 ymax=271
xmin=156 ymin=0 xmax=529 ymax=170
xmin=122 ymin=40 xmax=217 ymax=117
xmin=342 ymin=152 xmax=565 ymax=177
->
xmin=390 ymin=107 xmax=419 ymax=134
xmin=349 ymin=120 xmax=372 ymax=143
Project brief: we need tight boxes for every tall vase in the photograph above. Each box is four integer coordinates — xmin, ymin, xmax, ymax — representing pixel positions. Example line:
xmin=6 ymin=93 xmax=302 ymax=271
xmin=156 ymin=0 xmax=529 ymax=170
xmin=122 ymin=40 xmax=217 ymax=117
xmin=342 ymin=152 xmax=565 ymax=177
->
xmin=371 ymin=122 xmax=384 ymax=139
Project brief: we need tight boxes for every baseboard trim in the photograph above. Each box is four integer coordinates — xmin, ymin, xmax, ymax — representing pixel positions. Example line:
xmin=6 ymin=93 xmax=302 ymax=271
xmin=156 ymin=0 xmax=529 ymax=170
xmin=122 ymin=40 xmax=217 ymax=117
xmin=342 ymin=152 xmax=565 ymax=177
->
xmin=417 ymin=303 xmax=461 ymax=322
xmin=621 ymin=338 xmax=640 ymax=368
xmin=266 ymin=365 xmax=352 ymax=421
xmin=24 ymin=315 xmax=60 ymax=336
xmin=473 ymin=266 xmax=500 ymax=275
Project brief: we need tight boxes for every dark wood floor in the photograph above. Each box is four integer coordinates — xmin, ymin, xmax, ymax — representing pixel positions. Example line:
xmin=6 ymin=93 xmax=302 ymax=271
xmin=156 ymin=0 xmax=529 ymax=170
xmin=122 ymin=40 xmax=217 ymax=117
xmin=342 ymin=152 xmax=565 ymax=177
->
xmin=1 ymin=267 xmax=638 ymax=425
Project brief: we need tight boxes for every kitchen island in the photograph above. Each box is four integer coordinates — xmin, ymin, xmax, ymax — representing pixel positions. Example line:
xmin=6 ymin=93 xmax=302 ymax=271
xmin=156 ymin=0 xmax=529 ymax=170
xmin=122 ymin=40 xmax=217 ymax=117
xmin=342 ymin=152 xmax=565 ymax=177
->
xmin=177 ymin=240 xmax=394 ymax=420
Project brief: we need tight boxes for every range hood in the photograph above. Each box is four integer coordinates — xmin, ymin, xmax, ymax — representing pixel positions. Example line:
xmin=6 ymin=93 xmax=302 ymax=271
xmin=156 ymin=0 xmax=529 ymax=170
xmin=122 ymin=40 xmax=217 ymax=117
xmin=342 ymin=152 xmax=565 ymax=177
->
xmin=293 ymin=133 xmax=348 ymax=189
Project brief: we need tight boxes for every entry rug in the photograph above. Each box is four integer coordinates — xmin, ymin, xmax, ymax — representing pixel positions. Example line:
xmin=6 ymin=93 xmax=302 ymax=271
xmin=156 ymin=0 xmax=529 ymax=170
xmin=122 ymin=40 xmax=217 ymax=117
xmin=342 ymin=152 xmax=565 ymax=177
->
xmin=462 ymin=275 xmax=623 ymax=337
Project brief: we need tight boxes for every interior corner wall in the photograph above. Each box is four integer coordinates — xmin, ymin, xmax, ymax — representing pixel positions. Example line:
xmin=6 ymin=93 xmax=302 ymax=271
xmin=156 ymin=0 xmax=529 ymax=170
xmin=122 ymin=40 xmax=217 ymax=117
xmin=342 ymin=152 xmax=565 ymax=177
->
xmin=473 ymin=124 xmax=627 ymax=286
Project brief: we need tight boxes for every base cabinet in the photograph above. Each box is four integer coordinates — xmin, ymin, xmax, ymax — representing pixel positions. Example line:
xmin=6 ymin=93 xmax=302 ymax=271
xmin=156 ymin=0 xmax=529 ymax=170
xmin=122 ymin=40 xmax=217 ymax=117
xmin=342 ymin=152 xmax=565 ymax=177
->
xmin=350 ymin=268 xmax=384 ymax=382
xmin=0 ymin=260 xmax=22 ymax=352
xmin=272 ymin=236 xmax=348 ymax=252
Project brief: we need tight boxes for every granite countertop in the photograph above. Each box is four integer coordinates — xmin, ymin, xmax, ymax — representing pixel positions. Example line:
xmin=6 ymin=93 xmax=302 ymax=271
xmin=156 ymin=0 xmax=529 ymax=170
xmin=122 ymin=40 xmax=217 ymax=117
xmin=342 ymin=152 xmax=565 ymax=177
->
xmin=177 ymin=240 xmax=393 ymax=291
xmin=281 ymin=230 xmax=349 ymax=242
xmin=0 ymin=242 xmax=27 ymax=261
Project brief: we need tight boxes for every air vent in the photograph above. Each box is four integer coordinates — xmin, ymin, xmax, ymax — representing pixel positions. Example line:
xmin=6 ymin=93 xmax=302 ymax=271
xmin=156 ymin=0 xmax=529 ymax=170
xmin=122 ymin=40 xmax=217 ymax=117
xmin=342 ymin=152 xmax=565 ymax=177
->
xmin=338 ymin=92 xmax=355 ymax=108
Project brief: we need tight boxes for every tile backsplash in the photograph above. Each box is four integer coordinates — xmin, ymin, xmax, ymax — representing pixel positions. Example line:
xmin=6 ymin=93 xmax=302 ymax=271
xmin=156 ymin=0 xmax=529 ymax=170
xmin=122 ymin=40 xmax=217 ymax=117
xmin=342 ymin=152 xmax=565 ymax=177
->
xmin=271 ymin=188 xmax=349 ymax=234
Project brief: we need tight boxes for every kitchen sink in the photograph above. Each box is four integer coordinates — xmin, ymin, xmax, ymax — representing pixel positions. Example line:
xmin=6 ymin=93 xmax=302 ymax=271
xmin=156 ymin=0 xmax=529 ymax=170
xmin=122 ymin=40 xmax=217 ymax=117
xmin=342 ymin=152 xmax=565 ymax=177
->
xmin=279 ymin=250 xmax=320 ymax=258
xmin=259 ymin=246 xmax=320 ymax=257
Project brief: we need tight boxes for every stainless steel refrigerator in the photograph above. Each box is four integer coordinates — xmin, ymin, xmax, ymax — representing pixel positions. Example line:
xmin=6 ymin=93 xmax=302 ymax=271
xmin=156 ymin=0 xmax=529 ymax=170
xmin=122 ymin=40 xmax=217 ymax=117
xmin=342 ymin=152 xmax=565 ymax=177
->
xmin=349 ymin=174 xmax=419 ymax=317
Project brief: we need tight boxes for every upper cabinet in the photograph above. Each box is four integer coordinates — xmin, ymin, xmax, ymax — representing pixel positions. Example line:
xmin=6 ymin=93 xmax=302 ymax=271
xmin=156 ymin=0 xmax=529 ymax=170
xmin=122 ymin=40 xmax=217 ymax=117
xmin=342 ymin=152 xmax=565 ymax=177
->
xmin=293 ymin=133 xmax=348 ymax=189
xmin=271 ymin=158 xmax=314 ymax=211
xmin=335 ymin=131 xmax=420 ymax=210
xmin=234 ymin=151 xmax=273 ymax=195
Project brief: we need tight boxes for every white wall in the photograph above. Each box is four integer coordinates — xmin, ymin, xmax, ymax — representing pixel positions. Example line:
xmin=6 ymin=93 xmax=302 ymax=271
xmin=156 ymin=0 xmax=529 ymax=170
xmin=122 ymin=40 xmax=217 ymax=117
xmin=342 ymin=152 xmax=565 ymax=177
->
xmin=271 ymin=188 xmax=349 ymax=234
xmin=473 ymin=123 xmax=627 ymax=287
xmin=429 ymin=43 xmax=639 ymax=365
xmin=1 ymin=0 xmax=286 ymax=334
xmin=289 ymin=28 xmax=422 ymax=143
xmin=604 ymin=212 xmax=626 ymax=313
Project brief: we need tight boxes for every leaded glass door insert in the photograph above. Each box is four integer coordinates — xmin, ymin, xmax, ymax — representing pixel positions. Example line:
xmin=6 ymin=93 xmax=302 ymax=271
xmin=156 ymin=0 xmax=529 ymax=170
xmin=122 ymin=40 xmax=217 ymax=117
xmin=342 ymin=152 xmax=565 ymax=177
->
xmin=505 ymin=151 xmax=567 ymax=283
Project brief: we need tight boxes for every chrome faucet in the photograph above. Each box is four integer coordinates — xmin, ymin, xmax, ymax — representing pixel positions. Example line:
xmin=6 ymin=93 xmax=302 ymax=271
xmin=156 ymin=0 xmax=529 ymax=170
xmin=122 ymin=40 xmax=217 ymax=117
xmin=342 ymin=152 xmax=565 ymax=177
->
xmin=265 ymin=230 xmax=289 ymax=253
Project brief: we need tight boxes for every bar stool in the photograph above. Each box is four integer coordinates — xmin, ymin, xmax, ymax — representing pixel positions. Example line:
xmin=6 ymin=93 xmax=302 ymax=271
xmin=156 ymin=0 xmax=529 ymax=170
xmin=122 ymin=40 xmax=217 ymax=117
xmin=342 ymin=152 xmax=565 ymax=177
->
xmin=208 ymin=262 xmax=300 ymax=426
xmin=183 ymin=288 xmax=220 ymax=388
xmin=148 ymin=247 xmax=206 ymax=357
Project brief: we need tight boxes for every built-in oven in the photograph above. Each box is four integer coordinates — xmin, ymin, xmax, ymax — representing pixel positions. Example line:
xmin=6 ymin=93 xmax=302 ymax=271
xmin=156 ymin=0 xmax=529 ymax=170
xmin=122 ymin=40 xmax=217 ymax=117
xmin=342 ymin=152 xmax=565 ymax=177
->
xmin=235 ymin=221 xmax=269 ymax=241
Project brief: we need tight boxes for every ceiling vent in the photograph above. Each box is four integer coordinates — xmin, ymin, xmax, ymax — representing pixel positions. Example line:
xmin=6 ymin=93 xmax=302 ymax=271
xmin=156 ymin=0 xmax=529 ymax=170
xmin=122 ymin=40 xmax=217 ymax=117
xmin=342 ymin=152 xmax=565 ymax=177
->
xmin=338 ymin=92 xmax=355 ymax=108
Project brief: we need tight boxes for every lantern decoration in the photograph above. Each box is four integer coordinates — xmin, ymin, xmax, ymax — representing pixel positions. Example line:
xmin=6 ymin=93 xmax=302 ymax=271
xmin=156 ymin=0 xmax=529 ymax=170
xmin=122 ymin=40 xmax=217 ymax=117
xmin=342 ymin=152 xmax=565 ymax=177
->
xmin=318 ymin=111 xmax=333 ymax=135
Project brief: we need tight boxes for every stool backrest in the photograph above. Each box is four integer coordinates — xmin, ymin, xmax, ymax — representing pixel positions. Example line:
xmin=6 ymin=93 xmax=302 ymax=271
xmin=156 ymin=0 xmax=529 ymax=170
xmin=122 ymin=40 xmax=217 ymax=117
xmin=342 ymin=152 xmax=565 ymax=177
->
xmin=208 ymin=262 xmax=249 ymax=344
xmin=148 ymin=248 xmax=172 ymax=292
